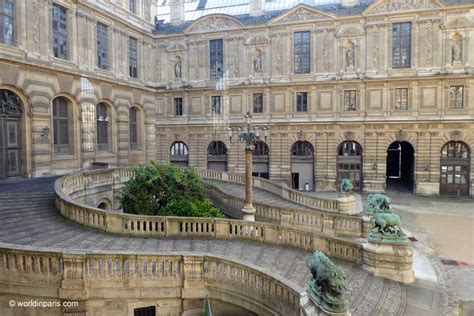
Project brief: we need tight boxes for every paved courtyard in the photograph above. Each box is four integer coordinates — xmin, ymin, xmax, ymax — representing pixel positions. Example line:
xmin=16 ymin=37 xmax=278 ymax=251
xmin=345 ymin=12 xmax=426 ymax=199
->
xmin=0 ymin=177 xmax=465 ymax=315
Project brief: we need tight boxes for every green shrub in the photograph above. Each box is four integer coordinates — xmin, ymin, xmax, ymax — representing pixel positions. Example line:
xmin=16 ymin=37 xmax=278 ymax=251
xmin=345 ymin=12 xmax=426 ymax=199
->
xmin=120 ymin=162 xmax=224 ymax=218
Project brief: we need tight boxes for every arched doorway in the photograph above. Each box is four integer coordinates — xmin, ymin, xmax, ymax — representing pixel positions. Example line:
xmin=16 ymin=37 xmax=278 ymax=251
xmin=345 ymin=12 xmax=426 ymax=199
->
xmin=170 ymin=141 xmax=189 ymax=167
xmin=440 ymin=141 xmax=470 ymax=197
xmin=253 ymin=141 xmax=269 ymax=179
xmin=337 ymin=141 xmax=363 ymax=191
xmin=291 ymin=141 xmax=314 ymax=190
xmin=207 ymin=141 xmax=227 ymax=171
xmin=386 ymin=141 xmax=415 ymax=193
xmin=0 ymin=90 xmax=23 ymax=179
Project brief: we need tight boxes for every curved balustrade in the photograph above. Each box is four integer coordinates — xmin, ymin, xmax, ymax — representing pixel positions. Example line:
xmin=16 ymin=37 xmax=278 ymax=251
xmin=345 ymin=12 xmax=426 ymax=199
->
xmin=0 ymin=244 xmax=301 ymax=315
xmin=54 ymin=168 xmax=364 ymax=264
xmin=195 ymin=169 xmax=355 ymax=214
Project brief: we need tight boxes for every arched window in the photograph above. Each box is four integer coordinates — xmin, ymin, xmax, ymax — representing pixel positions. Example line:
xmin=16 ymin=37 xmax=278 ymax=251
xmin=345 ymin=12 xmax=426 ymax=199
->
xmin=440 ymin=141 xmax=470 ymax=196
xmin=170 ymin=141 xmax=189 ymax=167
xmin=96 ymin=102 xmax=111 ymax=152
xmin=337 ymin=141 xmax=363 ymax=191
xmin=52 ymin=97 xmax=73 ymax=154
xmin=338 ymin=141 xmax=362 ymax=157
xmin=129 ymin=107 xmax=139 ymax=150
xmin=207 ymin=141 xmax=227 ymax=171
xmin=253 ymin=141 xmax=269 ymax=156
xmin=291 ymin=141 xmax=314 ymax=190
xmin=207 ymin=141 xmax=227 ymax=156
xmin=291 ymin=141 xmax=314 ymax=157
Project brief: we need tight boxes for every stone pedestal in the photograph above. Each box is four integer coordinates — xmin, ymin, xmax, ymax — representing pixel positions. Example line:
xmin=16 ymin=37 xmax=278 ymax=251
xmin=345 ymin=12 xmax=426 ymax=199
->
xmin=300 ymin=294 xmax=351 ymax=316
xmin=362 ymin=241 xmax=414 ymax=284
xmin=242 ymin=205 xmax=256 ymax=221
xmin=361 ymin=215 xmax=372 ymax=238
xmin=337 ymin=194 xmax=358 ymax=215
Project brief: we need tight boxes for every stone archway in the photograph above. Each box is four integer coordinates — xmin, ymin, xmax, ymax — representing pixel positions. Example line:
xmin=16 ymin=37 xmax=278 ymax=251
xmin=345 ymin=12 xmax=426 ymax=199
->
xmin=440 ymin=141 xmax=470 ymax=197
xmin=337 ymin=141 xmax=363 ymax=191
xmin=386 ymin=141 xmax=415 ymax=193
xmin=207 ymin=141 xmax=227 ymax=171
xmin=291 ymin=141 xmax=314 ymax=191
xmin=0 ymin=90 xmax=23 ymax=179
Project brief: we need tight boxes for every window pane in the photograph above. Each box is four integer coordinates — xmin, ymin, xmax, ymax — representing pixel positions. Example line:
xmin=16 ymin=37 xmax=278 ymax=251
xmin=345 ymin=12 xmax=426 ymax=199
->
xmin=210 ymin=39 xmax=223 ymax=79
xmin=294 ymin=31 xmax=310 ymax=74
xmin=392 ymin=22 xmax=411 ymax=68
xmin=129 ymin=37 xmax=138 ymax=78
xmin=52 ymin=4 xmax=68 ymax=59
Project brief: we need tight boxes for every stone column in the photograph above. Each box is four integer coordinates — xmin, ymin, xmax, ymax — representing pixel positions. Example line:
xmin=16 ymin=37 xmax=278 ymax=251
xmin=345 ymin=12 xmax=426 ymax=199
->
xmin=242 ymin=146 xmax=256 ymax=221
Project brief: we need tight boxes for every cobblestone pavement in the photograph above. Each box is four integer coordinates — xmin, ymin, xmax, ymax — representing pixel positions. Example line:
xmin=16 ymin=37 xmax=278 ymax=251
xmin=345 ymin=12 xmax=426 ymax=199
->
xmin=0 ymin=177 xmax=446 ymax=315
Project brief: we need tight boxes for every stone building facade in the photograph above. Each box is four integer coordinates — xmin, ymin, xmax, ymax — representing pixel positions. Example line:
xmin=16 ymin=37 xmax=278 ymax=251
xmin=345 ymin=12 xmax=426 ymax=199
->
xmin=0 ymin=0 xmax=473 ymax=197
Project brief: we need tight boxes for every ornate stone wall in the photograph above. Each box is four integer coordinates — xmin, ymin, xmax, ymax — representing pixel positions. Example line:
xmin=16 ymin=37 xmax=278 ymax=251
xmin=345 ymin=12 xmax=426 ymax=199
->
xmin=0 ymin=0 xmax=473 ymax=196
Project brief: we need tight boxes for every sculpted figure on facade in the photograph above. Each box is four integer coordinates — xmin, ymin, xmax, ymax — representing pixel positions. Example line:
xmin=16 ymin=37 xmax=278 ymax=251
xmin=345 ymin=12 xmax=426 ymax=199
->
xmin=451 ymin=34 xmax=462 ymax=64
xmin=253 ymin=49 xmax=263 ymax=74
xmin=174 ymin=56 xmax=182 ymax=79
xmin=345 ymin=41 xmax=355 ymax=70
xmin=371 ymin=0 xmax=438 ymax=13
xmin=187 ymin=16 xmax=242 ymax=33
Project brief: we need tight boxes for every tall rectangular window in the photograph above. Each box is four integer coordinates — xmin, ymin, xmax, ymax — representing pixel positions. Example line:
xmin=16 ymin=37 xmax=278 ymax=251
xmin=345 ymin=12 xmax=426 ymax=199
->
xmin=52 ymin=3 xmax=68 ymax=59
xmin=343 ymin=90 xmax=357 ymax=111
xmin=175 ymin=98 xmax=183 ymax=116
xmin=211 ymin=96 xmax=221 ymax=114
xmin=296 ymin=92 xmax=308 ymax=112
xmin=96 ymin=22 xmax=108 ymax=70
xmin=449 ymin=86 xmax=464 ymax=109
xmin=129 ymin=37 xmax=138 ymax=78
xmin=129 ymin=0 xmax=137 ymax=14
xmin=392 ymin=22 xmax=411 ymax=68
xmin=395 ymin=88 xmax=408 ymax=110
xmin=253 ymin=93 xmax=263 ymax=114
xmin=129 ymin=108 xmax=138 ymax=150
xmin=210 ymin=39 xmax=223 ymax=80
xmin=52 ymin=97 xmax=70 ymax=154
xmin=294 ymin=31 xmax=310 ymax=74
xmin=0 ymin=0 xmax=14 ymax=46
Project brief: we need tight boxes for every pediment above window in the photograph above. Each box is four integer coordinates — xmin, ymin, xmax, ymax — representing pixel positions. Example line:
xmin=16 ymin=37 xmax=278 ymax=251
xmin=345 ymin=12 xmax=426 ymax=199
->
xmin=269 ymin=4 xmax=334 ymax=25
xmin=336 ymin=27 xmax=365 ymax=38
xmin=364 ymin=0 xmax=443 ymax=15
xmin=184 ymin=14 xmax=244 ymax=34
xmin=245 ymin=34 xmax=270 ymax=46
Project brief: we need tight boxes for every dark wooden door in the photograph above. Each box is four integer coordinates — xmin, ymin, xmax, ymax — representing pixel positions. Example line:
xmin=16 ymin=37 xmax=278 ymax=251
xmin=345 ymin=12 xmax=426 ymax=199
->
xmin=0 ymin=118 xmax=21 ymax=178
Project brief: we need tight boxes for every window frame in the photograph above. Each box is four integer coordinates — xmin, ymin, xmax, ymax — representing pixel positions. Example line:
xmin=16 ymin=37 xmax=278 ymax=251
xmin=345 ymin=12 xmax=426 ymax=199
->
xmin=392 ymin=22 xmax=411 ymax=69
xmin=343 ymin=90 xmax=357 ymax=111
xmin=96 ymin=22 xmax=109 ymax=70
xmin=294 ymin=31 xmax=311 ymax=74
xmin=252 ymin=93 xmax=264 ymax=114
xmin=52 ymin=97 xmax=72 ymax=155
xmin=394 ymin=88 xmax=409 ymax=110
xmin=96 ymin=103 xmax=111 ymax=152
xmin=209 ymin=39 xmax=224 ymax=80
xmin=296 ymin=92 xmax=308 ymax=112
xmin=52 ymin=3 xmax=68 ymax=60
xmin=129 ymin=0 xmax=137 ymax=14
xmin=211 ymin=96 xmax=221 ymax=114
xmin=0 ymin=0 xmax=15 ymax=46
xmin=174 ymin=97 xmax=183 ymax=116
xmin=129 ymin=36 xmax=138 ymax=78
xmin=129 ymin=107 xmax=139 ymax=151
xmin=449 ymin=85 xmax=464 ymax=109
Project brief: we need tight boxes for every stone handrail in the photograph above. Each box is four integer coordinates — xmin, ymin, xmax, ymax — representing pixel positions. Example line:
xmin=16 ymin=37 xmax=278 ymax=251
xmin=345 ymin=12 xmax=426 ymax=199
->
xmin=207 ymin=186 xmax=363 ymax=238
xmin=195 ymin=169 xmax=356 ymax=214
xmin=55 ymin=168 xmax=364 ymax=264
xmin=0 ymin=244 xmax=301 ymax=315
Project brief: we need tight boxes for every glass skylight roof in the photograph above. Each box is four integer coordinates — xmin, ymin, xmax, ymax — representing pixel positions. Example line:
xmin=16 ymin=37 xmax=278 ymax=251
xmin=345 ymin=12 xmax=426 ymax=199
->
xmin=156 ymin=0 xmax=344 ymax=23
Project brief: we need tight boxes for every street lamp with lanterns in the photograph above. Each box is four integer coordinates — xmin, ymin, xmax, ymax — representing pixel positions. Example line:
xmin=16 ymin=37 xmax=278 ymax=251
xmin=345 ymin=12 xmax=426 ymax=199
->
xmin=227 ymin=112 xmax=269 ymax=221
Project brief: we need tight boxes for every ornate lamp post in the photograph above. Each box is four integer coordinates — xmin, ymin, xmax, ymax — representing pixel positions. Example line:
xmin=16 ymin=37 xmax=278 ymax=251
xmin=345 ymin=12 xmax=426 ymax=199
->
xmin=227 ymin=112 xmax=269 ymax=221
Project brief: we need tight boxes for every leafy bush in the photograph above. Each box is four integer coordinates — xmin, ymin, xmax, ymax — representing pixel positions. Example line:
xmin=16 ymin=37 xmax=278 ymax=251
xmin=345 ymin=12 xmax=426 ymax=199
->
xmin=120 ymin=162 xmax=223 ymax=218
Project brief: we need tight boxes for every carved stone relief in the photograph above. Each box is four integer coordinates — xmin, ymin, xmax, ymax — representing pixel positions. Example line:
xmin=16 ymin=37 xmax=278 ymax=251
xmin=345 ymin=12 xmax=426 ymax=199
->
xmin=277 ymin=6 xmax=330 ymax=23
xmin=451 ymin=33 xmax=462 ymax=64
xmin=187 ymin=16 xmax=242 ymax=33
xmin=370 ymin=0 xmax=439 ymax=14
xmin=423 ymin=26 xmax=433 ymax=67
